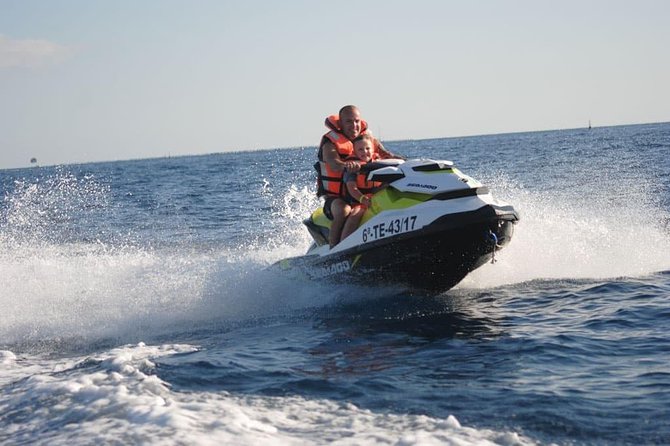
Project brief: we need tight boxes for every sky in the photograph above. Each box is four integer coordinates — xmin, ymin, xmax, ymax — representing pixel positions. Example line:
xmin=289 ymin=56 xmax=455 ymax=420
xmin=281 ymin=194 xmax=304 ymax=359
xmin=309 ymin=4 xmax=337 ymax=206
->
xmin=1 ymin=0 xmax=669 ymax=169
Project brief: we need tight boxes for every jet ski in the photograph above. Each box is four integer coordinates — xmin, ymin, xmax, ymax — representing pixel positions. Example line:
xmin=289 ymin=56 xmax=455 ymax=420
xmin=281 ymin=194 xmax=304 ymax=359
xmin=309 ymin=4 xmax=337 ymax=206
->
xmin=276 ymin=159 xmax=519 ymax=291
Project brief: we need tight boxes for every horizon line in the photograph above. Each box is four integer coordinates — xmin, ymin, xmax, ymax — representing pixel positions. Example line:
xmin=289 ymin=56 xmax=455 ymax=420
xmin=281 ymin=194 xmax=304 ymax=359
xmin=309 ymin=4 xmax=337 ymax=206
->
xmin=2 ymin=120 xmax=668 ymax=172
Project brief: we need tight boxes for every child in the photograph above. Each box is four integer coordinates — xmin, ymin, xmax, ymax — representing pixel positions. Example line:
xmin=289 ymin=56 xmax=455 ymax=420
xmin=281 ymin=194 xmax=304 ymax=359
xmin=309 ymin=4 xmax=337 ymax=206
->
xmin=339 ymin=133 xmax=383 ymax=242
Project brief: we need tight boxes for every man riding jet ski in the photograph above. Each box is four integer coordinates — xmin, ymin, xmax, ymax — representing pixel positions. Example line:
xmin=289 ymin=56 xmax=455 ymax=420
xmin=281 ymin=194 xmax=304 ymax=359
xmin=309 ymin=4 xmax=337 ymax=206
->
xmin=277 ymin=157 xmax=520 ymax=291
xmin=315 ymin=105 xmax=401 ymax=247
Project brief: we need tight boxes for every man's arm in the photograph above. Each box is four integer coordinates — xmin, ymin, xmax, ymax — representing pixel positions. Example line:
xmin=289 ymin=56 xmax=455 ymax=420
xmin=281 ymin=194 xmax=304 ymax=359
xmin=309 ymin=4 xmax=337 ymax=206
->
xmin=375 ymin=139 xmax=404 ymax=160
xmin=346 ymin=179 xmax=365 ymax=204
xmin=322 ymin=141 xmax=360 ymax=172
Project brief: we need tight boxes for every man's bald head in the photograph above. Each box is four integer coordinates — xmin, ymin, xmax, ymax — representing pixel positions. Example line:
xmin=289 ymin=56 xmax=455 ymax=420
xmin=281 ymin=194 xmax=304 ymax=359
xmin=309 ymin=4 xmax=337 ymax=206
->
xmin=338 ymin=105 xmax=362 ymax=140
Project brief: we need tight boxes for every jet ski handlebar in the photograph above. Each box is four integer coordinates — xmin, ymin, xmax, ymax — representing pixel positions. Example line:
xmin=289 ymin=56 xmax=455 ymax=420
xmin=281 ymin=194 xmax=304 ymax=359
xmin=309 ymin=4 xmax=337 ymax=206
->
xmin=358 ymin=158 xmax=405 ymax=173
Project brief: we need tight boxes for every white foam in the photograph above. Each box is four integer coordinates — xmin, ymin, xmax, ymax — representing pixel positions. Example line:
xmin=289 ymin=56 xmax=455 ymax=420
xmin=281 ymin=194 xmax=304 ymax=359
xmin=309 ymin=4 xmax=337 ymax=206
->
xmin=459 ymin=177 xmax=670 ymax=289
xmin=0 ymin=171 xmax=109 ymax=246
xmin=0 ymin=174 xmax=331 ymax=344
xmin=0 ymin=342 xmax=536 ymax=445
xmin=0 ymin=241 xmax=222 ymax=343
xmin=0 ymin=235 xmax=355 ymax=346
xmin=262 ymin=183 xmax=321 ymax=260
xmin=0 ymin=350 xmax=17 ymax=365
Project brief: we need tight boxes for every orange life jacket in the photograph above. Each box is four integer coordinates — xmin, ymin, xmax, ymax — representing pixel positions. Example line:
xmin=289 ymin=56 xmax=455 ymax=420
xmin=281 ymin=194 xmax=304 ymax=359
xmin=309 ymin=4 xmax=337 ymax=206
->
xmin=344 ymin=155 xmax=383 ymax=202
xmin=315 ymin=115 xmax=369 ymax=197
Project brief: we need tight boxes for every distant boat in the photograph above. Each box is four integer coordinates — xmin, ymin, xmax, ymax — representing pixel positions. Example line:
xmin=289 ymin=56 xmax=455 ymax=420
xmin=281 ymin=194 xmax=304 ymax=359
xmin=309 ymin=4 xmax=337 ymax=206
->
xmin=30 ymin=157 xmax=38 ymax=164
xmin=588 ymin=120 xmax=592 ymax=130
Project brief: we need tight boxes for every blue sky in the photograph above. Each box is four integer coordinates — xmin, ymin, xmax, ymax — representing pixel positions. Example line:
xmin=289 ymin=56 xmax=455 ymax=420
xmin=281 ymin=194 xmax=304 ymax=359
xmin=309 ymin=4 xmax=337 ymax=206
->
xmin=1 ymin=0 xmax=668 ymax=168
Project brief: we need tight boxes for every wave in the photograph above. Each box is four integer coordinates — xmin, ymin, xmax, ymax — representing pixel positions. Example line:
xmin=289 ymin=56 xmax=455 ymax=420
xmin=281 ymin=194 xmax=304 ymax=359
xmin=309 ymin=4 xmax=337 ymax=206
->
xmin=0 ymin=341 xmax=534 ymax=445
xmin=461 ymin=171 xmax=670 ymax=288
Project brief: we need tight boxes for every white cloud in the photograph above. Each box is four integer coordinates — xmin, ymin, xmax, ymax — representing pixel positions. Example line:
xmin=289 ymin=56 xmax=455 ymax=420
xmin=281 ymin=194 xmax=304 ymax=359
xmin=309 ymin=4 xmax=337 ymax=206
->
xmin=0 ymin=35 xmax=72 ymax=69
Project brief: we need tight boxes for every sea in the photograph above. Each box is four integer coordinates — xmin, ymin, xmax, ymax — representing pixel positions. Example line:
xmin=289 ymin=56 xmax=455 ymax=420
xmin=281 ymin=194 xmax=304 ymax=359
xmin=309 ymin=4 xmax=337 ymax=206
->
xmin=1 ymin=122 xmax=669 ymax=445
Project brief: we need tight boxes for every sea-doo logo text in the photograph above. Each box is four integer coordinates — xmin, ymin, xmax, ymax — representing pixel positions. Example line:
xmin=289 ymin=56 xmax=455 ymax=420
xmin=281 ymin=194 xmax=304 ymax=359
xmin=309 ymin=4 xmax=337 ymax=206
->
xmin=407 ymin=183 xmax=437 ymax=190
xmin=310 ymin=260 xmax=351 ymax=279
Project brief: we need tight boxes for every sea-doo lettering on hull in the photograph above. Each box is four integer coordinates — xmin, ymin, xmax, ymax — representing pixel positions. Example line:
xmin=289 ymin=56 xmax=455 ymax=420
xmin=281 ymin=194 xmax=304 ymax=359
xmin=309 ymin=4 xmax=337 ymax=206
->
xmin=309 ymin=260 xmax=352 ymax=279
xmin=406 ymin=183 xmax=438 ymax=190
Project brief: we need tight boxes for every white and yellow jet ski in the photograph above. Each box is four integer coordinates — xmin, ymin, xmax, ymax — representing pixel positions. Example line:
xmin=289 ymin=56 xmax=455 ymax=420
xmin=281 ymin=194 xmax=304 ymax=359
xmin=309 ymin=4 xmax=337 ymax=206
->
xmin=277 ymin=159 xmax=519 ymax=291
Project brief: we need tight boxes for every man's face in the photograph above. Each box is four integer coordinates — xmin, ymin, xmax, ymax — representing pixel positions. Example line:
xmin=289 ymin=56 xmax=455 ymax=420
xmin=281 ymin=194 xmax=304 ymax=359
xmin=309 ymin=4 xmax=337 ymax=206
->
xmin=339 ymin=108 xmax=362 ymax=140
xmin=353 ymin=139 xmax=374 ymax=162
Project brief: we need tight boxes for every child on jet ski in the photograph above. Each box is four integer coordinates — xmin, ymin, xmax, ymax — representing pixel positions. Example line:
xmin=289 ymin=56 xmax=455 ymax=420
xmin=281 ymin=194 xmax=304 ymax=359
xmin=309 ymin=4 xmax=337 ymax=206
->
xmin=339 ymin=133 xmax=385 ymax=242
xmin=317 ymin=105 xmax=403 ymax=248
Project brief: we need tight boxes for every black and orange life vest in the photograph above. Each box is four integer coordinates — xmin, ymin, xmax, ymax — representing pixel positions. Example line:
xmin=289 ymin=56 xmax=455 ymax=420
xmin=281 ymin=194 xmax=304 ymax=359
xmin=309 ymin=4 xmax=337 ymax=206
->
xmin=315 ymin=115 xmax=369 ymax=197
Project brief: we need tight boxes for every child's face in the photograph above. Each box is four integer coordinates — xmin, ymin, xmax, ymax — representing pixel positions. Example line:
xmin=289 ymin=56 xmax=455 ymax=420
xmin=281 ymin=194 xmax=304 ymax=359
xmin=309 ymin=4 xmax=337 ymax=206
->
xmin=353 ymin=139 xmax=374 ymax=162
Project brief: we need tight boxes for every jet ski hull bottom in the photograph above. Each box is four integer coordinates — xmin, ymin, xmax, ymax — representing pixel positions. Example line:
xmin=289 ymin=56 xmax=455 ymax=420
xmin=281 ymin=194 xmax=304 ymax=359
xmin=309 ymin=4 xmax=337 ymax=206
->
xmin=278 ymin=209 xmax=515 ymax=291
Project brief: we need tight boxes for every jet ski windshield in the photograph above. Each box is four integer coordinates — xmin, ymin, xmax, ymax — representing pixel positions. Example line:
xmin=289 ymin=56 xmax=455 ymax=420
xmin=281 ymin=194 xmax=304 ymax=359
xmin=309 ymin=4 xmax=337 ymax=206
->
xmin=359 ymin=158 xmax=405 ymax=173
xmin=360 ymin=159 xmax=406 ymax=183
xmin=412 ymin=160 xmax=454 ymax=171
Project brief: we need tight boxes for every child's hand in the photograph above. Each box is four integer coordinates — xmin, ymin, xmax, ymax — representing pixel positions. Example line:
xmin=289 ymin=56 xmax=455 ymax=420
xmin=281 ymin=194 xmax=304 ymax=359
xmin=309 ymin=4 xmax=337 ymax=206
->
xmin=344 ymin=161 xmax=360 ymax=172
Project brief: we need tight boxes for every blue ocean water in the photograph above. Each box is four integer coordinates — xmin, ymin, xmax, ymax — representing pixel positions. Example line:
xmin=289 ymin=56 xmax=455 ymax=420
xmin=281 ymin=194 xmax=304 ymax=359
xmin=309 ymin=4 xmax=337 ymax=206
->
xmin=1 ymin=122 xmax=669 ymax=445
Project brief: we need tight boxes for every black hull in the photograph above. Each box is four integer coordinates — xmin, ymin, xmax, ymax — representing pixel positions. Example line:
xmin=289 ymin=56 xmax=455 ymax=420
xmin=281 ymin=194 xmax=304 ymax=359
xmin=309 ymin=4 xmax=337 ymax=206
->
xmin=281 ymin=205 xmax=517 ymax=292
